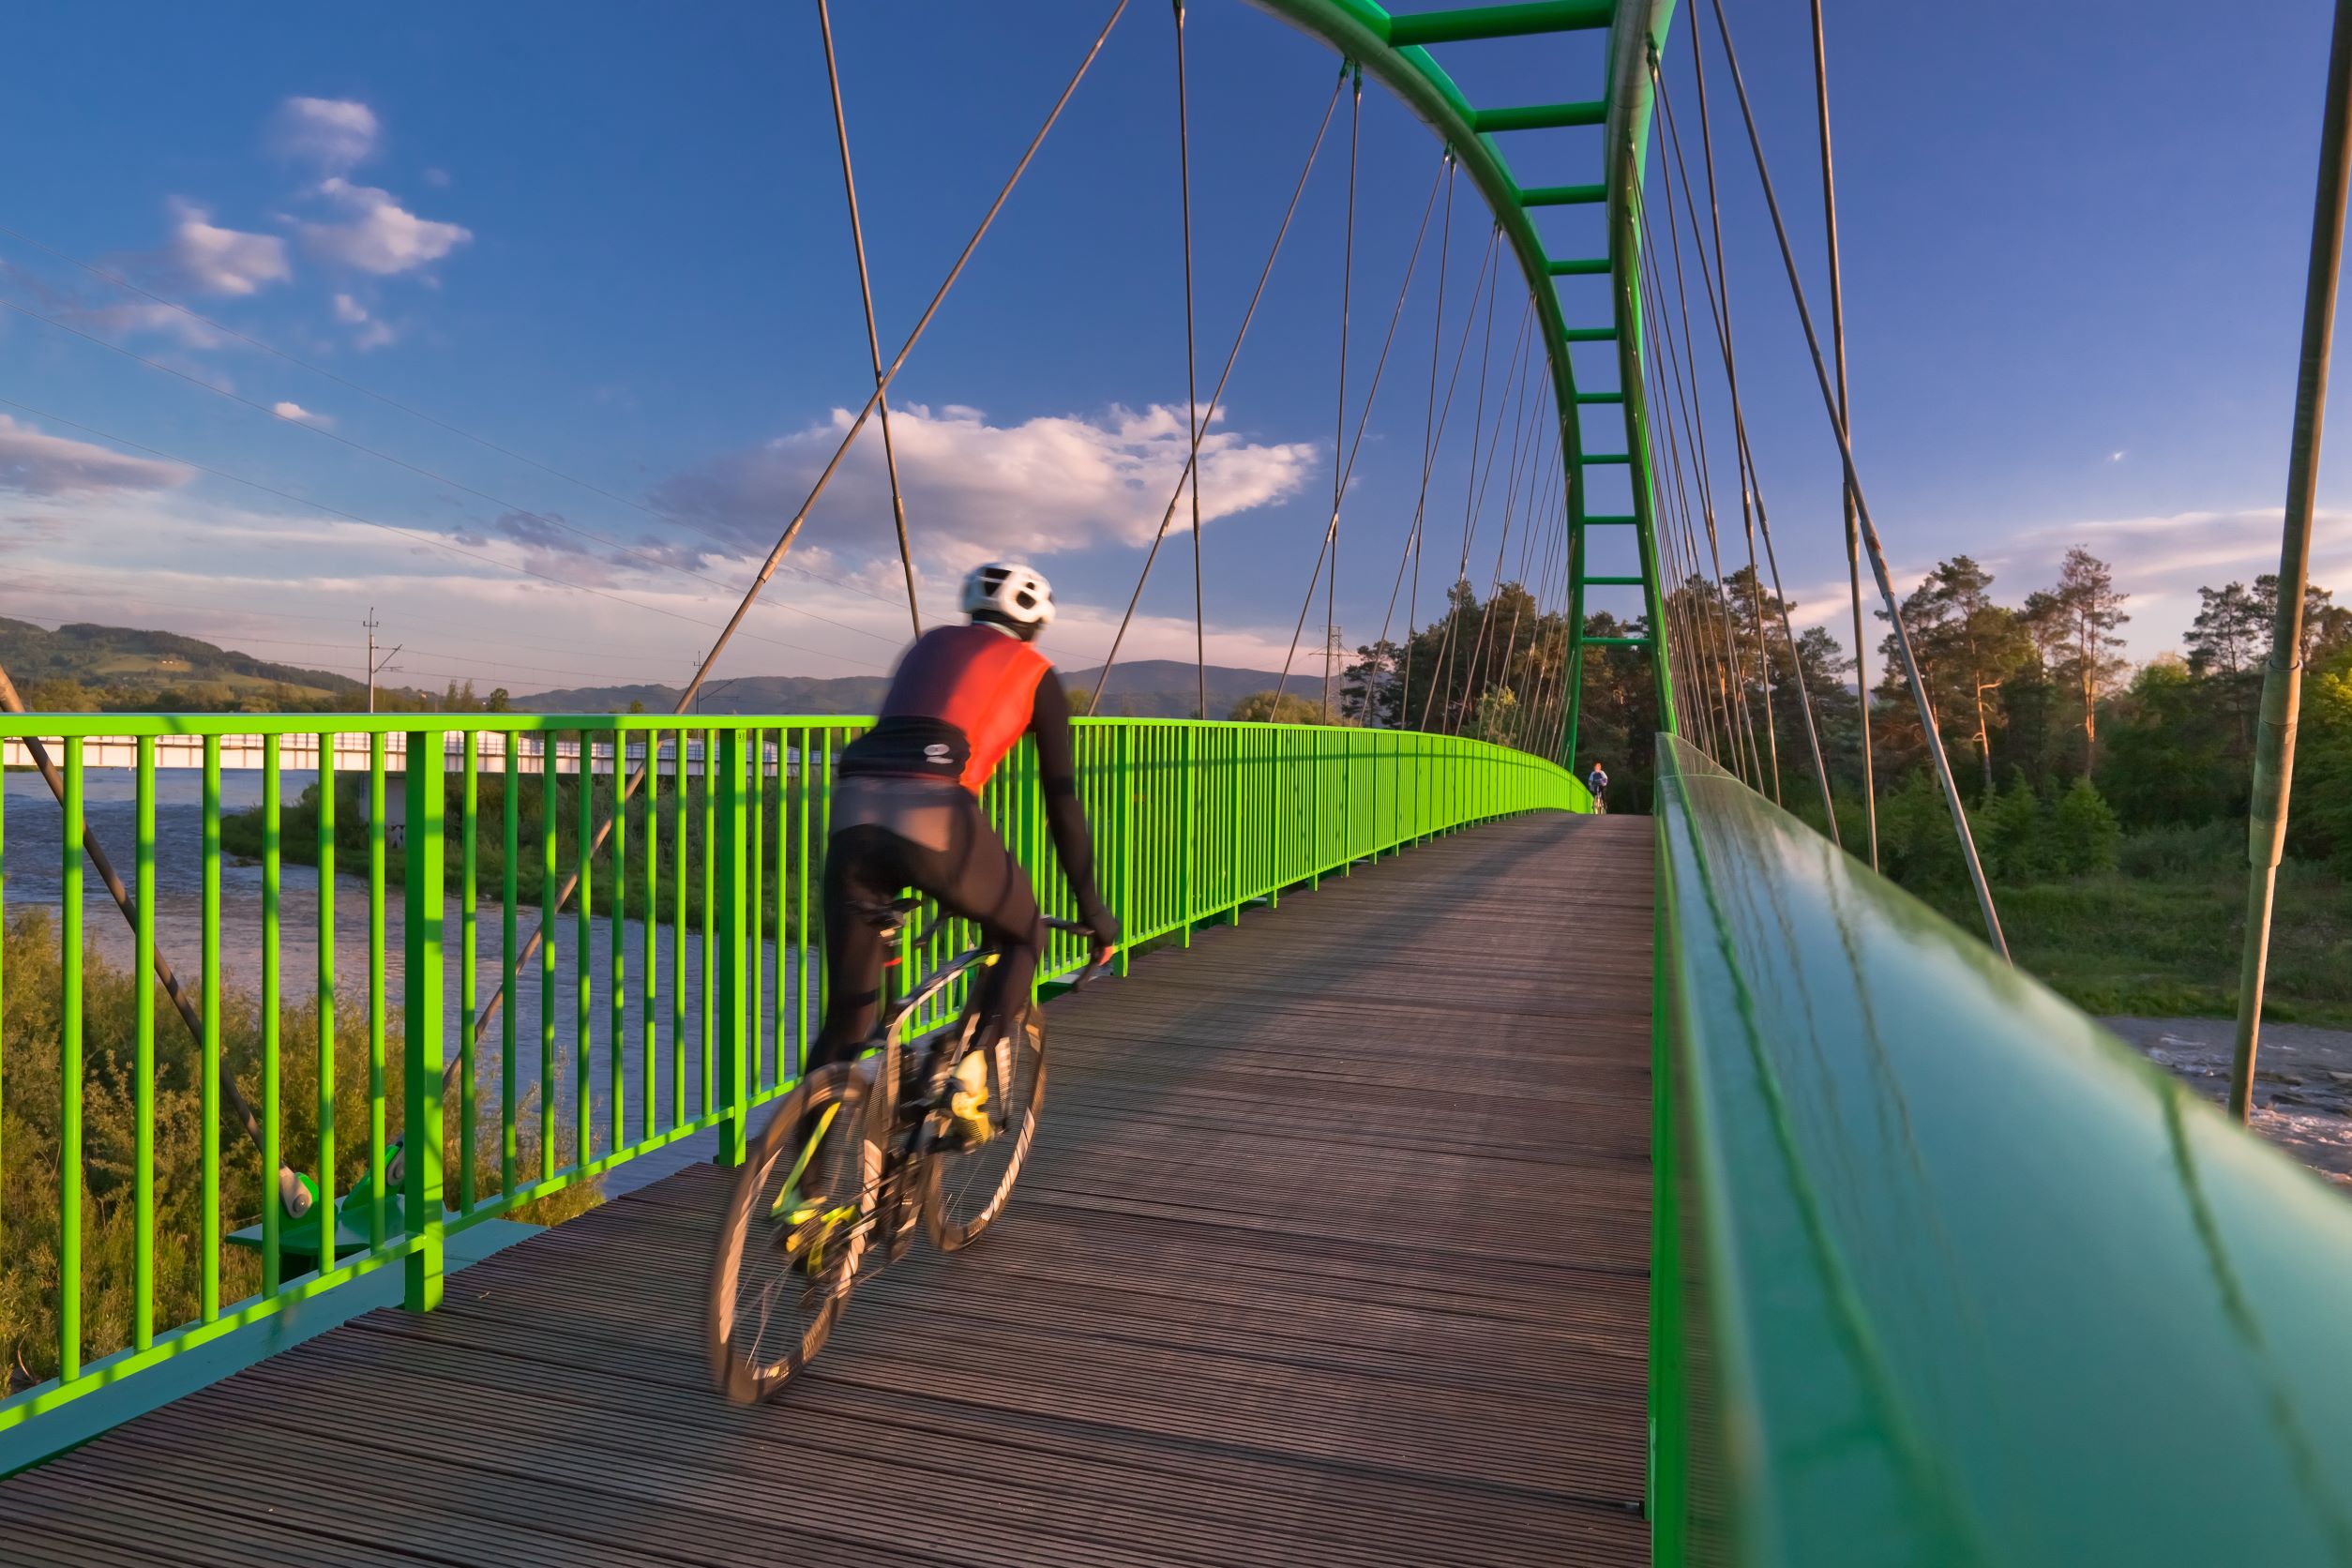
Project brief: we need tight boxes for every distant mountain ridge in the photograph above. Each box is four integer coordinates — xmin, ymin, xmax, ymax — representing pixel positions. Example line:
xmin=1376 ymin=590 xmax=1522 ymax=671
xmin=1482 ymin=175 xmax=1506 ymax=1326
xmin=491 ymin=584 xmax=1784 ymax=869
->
xmin=0 ymin=618 xmax=373 ymax=709
xmin=519 ymin=658 xmax=1294 ymax=719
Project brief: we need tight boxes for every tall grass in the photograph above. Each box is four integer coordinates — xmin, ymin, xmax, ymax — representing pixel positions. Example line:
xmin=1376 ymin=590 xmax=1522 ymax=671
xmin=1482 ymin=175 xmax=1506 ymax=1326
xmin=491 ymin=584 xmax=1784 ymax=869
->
xmin=2 ymin=911 xmax=598 ymax=1392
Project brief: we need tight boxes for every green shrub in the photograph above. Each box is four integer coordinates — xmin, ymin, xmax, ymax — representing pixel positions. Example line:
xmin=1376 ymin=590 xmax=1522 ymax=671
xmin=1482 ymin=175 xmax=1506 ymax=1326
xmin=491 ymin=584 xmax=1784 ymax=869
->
xmin=2052 ymin=776 xmax=2123 ymax=875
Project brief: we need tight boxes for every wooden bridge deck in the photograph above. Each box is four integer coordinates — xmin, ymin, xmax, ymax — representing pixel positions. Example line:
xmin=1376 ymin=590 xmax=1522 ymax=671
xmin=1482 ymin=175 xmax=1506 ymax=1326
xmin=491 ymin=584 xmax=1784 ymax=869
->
xmin=0 ymin=813 xmax=1654 ymax=1568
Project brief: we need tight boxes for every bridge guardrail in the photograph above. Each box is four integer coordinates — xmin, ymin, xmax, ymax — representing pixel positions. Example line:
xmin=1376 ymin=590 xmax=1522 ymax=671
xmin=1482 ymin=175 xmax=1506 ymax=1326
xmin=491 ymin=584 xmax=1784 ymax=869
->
xmin=0 ymin=712 xmax=1579 ymax=1453
xmin=1651 ymin=731 xmax=2352 ymax=1566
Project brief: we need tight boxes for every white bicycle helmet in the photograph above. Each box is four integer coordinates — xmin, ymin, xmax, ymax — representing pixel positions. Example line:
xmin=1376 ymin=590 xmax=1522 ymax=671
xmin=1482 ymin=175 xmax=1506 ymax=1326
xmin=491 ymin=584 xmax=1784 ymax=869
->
xmin=961 ymin=561 xmax=1055 ymax=633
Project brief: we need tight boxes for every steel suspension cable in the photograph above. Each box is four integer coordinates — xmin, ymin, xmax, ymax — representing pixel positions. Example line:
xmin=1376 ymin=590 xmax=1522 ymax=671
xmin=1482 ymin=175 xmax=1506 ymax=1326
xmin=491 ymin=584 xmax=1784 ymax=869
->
xmin=1636 ymin=173 xmax=1765 ymax=784
xmin=819 ymin=0 xmax=921 ymax=636
xmin=1641 ymin=138 xmax=1765 ymax=783
xmin=1679 ymin=27 xmax=1783 ymax=802
xmin=1670 ymin=28 xmax=1839 ymax=836
xmin=1419 ymin=279 xmax=1530 ymax=730
xmin=1272 ymin=148 xmax=1444 ymax=714
xmin=1090 ymin=65 xmax=1346 ymax=713
xmin=0 ymin=302 xmax=898 ymax=652
xmin=1478 ymin=432 xmax=1562 ymax=743
xmin=1173 ymin=0 xmax=1209 ymax=721
xmin=1636 ymin=283 xmax=1726 ymax=761
xmin=1327 ymin=65 xmax=1362 ymax=721
xmin=1379 ymin=207 xmax=1502 ymax=720
xmin=1809 ymin=0 xmax=1877 ymax=868
xmin=2230 ymin=0 xmax=2352 ymax=1119
xmin=472 ymin=0 xmax=1135 ymax=1052
xmin=1693 ymin=0 xmax=2008 ymax=957
xmin=1452 ymin=365 xmax=1550 ymax=734
xmin=1643 ymin=115 xmax=1837 ymax=833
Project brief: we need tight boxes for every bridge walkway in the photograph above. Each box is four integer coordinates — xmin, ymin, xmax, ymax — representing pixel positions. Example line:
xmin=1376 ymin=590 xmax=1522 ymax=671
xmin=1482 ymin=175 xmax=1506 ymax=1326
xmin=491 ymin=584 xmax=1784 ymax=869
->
xmin=0 ymin=813 xmax=1652 ymax=1567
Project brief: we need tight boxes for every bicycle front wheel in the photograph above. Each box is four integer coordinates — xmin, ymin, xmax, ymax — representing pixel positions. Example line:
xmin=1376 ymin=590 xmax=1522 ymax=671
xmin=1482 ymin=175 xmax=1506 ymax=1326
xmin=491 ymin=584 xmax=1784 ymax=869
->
xmin=922 ymin=1008 xmax=1047 ymax=1252
xmin=708 ymin=1063 xmax=880 ymax=1403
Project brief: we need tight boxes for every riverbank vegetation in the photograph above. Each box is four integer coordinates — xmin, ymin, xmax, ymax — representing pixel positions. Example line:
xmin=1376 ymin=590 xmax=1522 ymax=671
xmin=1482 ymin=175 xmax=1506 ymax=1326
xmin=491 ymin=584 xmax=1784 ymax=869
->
xmin=1 ymin=911 xmax=596 ymax=1391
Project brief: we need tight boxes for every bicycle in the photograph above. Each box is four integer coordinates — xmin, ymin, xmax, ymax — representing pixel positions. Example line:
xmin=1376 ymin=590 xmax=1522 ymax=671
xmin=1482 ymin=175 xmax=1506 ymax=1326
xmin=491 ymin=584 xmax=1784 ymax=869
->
xmin=707 ymin=897 xmax=1106 ymax=1403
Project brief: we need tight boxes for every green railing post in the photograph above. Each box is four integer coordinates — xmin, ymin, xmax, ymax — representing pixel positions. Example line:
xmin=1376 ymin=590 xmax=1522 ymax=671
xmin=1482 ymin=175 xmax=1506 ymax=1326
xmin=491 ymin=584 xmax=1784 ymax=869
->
xmin=1182 ymin=726 xmax=1197 ymax=944
xmin=1115 ymin=724 xmax=1135 ymax=976
xmin=402 ymin=731 xmax=446 ymax=1312
xmin=133 ymin=736 xmax=155 ymax=1352
xmin=59 ymin=738 xmax=82 ymax=1381
xmin=716 ymin=729 xmax=751 ymax=1166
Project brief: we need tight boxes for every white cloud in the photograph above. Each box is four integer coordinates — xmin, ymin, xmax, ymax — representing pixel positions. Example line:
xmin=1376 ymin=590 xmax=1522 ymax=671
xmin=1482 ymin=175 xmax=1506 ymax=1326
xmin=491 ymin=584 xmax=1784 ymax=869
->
xmin=271 ymin=400 xmax=332 ymax=428
xmin=270 ymin=97 xmax=379 ymax=172
xmin=300 ymin=178 xmax=471 ymax=276
xmin=160 ymin=198 xmax=290 ymax=296
xmin=653 ymin=401 xmax=1318 ymax=572
xmin=0 ymin=415 xmax=192 ymax=495
xmin=79 ymin=299 xmax=224 ymax=348
xmin=330 ymin=292 xmax=397 ymax=350
xmin=422 ymin=167 xmax=451 ymax=188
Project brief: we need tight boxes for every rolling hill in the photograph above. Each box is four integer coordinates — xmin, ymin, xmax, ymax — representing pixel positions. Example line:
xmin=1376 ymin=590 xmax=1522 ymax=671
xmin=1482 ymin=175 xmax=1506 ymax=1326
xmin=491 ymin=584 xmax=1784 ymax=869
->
xmin=0 ymin=619 xmax=375 ymax=710
xmin=519 ymin=658 xmax=1295 ymax=719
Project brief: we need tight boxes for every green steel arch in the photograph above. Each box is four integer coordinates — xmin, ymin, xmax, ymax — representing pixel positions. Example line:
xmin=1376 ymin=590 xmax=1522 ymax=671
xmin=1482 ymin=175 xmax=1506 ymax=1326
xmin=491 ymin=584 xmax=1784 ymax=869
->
xmin=1245 ymin=0 xmax=1681 ymax=758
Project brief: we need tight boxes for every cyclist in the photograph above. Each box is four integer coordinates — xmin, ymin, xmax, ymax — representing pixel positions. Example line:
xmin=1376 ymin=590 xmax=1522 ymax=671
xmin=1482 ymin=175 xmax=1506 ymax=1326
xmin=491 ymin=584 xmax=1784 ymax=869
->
xmin=1585 ymin=761 xmax=1608 ymax=813
xmin=812 ymin=560 xmax=1120 ymax=1142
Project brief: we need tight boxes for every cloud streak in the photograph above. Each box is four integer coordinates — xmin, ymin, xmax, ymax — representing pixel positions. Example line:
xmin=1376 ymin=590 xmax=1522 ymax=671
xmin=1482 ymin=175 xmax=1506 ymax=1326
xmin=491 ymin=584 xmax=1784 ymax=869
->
xmin=0 ymin=415 xmax=193 ymax=496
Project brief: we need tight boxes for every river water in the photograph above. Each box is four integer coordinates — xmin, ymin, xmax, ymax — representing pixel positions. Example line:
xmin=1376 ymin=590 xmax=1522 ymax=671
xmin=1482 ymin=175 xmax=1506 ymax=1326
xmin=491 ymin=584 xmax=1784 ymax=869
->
xmin=3 ymin=772 xmax=829 ymax=1194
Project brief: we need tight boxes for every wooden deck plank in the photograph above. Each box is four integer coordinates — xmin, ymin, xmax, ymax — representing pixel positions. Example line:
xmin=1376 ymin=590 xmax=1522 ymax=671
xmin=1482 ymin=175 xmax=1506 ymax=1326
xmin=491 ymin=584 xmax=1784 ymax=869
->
xmin=0 ymin=813 xmax=1653 ymax=1567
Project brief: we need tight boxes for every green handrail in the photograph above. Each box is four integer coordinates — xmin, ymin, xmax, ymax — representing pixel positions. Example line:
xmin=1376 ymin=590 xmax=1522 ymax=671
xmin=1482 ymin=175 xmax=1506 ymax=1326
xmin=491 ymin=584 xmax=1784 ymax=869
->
xmin=1652 ymin=731 xmax=2352 ymax=1566
xmin=0 ymin=712 xmax=1580 ymax=1451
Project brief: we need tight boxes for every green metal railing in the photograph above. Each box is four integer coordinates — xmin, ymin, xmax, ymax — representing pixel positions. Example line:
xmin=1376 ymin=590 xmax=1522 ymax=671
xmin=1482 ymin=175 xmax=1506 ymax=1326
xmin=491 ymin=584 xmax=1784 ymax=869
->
xmin=0 ymin=712 xmax=1579 ymax=1445
xmin=1651 ymin=732 xmax=2352 ymax=1566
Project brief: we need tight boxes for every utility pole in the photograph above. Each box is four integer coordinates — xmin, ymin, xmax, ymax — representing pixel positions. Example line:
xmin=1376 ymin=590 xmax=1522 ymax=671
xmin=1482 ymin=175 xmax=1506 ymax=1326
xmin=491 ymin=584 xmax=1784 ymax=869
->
xmin=1323 ymin=622 xmax=1344 ymax=722
xmin=363 ymin=608 xmax=402 ymax=715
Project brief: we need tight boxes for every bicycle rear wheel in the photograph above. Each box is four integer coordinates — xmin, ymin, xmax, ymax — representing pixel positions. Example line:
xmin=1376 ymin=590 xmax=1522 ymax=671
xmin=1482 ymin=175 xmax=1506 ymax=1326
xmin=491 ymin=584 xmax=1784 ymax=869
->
xmin=922 ymin=1007 xmax=1047 ymax=1251
xmin=708 ymin=1063 xmax=880 ymax=1402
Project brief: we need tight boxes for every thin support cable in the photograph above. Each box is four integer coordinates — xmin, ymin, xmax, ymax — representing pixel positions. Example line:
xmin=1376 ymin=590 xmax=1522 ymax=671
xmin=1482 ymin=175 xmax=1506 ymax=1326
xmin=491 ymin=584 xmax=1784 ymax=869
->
xmin=1392 ymin=155 xmax=1448 ymax=724
xmin=1636 ymin=174 xmax=1764 ymax=785
xmin=1696 ymin=0 xmax=2008 ymax=958
xmin=819 ymin=0 xmax=920 ymax=636
xmin=1682 ymin=23 xmax=1783 ymax=802
xmin=2230 ymin=0 xmax=2352 ymax=1119
xmin=1810 ymin=0 xmax=1877 ymax=867
xmin=1453 ymin=367 xmax=1549 ymax=735
xmin=1637 ymin=281 xmax=1728 ymax=764
xmin=1420 ymin=279 xmax=1529 ymax=730
xmin=1328 ymin=65 xmax=1362 ymax=721
xmin=1641 ymin=142 xmax=1766 ymax=785
xmin=473 ymin=0 xmax=1134 ymax=1050
xmin=1092 ymin=68 xmax=1347 ymax=712
xmin=1274 ymin=147 xmax=1442 ymax=712
xmin=1174 ymin=0 xmax=1208 ymax=721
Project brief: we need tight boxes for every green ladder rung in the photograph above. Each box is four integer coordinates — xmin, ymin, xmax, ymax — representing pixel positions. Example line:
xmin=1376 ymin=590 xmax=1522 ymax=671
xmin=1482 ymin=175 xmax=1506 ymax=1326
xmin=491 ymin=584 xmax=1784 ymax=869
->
xmin=1471 ymin=100 xmax=1606 ymax=134
xmin=1583 ymin=514 xmax=1638 ymax=525
xmin=1386 ymin=2 xmax=1614 ymax=47
xmin=1546 ymin=257 xmax=1610 ymax=277
xmin=1582 ymin=452 xmax=1632 ymax=464
xmin=1582 ymin=635 xmax=1651 ymax=647
xmin=1562 ymin=325 xmax=1618 ymax=342
xmin=1576 ymin=390 xmax=1625 ymax=404
xmin=1580 ymin=575 xmax=1646 ymax=586
xmin=1520 ymin=182 xmax=1607 ymax=206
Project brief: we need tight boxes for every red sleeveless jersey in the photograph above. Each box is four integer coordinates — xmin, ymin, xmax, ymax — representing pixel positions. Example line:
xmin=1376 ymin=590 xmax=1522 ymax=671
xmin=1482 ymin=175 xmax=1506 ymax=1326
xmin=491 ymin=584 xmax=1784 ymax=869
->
xmin=872 ymin=624 xmax=1051 ymax=793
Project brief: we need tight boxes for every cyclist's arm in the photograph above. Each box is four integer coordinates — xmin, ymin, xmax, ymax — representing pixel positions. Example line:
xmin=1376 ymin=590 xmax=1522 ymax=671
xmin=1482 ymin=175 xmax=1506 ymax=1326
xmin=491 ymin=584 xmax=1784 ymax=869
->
xmin=1028 ymin=670 xmax=1117 ymax=943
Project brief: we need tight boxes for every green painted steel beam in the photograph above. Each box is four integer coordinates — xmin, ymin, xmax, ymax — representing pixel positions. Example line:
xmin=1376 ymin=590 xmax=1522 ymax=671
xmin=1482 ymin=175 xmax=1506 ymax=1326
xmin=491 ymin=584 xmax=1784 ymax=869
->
xmin=1584 ymin=513 xmax=1638 ymax=524
xmin=1561 ymin=324 xmax=1618 ymax=341
xmin=1520 ymin=182 xmax=1606 ymax=205
xmin=1547 ymin=256 xmax=1611 ymax=276
xmin=1243 ymin=0 xmax=1608 ymax=623
xmin=1583 ymin=451 xmax=1632 ymax=463
xmin=1582 ymin=635 xmax=1651 ymax=646
xmin=1654 ymin=731 xmax=2352 ymax=1564
xmin=1383 ymin=1 xmax=1613 ymax=46
xmin=1472 ymin=99 xmax=1607 ymax=133
xmin=1575 ymin=389 xmax=1624 ymax=404
xmin=1581 ymin=574 xmax=1646 ymax=585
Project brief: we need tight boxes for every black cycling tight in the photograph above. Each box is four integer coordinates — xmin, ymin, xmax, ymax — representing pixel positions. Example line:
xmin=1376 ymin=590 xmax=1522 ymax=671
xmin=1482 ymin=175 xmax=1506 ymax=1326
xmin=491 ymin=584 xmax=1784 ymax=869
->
xmin=810 ymin=776 xmax=1040 ymax=1073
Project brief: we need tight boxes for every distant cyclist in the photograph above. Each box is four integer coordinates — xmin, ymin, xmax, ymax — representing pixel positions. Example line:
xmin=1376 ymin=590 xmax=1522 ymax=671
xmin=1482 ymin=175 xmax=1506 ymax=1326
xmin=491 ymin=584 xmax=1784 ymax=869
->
xmin=814 ymin=562 xmax=1120 ymax=1138
xmin=1585 ymin=761 xmax=1608 ymax=813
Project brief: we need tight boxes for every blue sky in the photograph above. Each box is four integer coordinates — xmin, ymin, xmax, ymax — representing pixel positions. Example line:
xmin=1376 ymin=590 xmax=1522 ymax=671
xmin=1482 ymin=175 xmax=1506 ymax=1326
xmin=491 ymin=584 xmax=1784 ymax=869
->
xmin=0 ymin=1 xmax=2344 ymax=697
